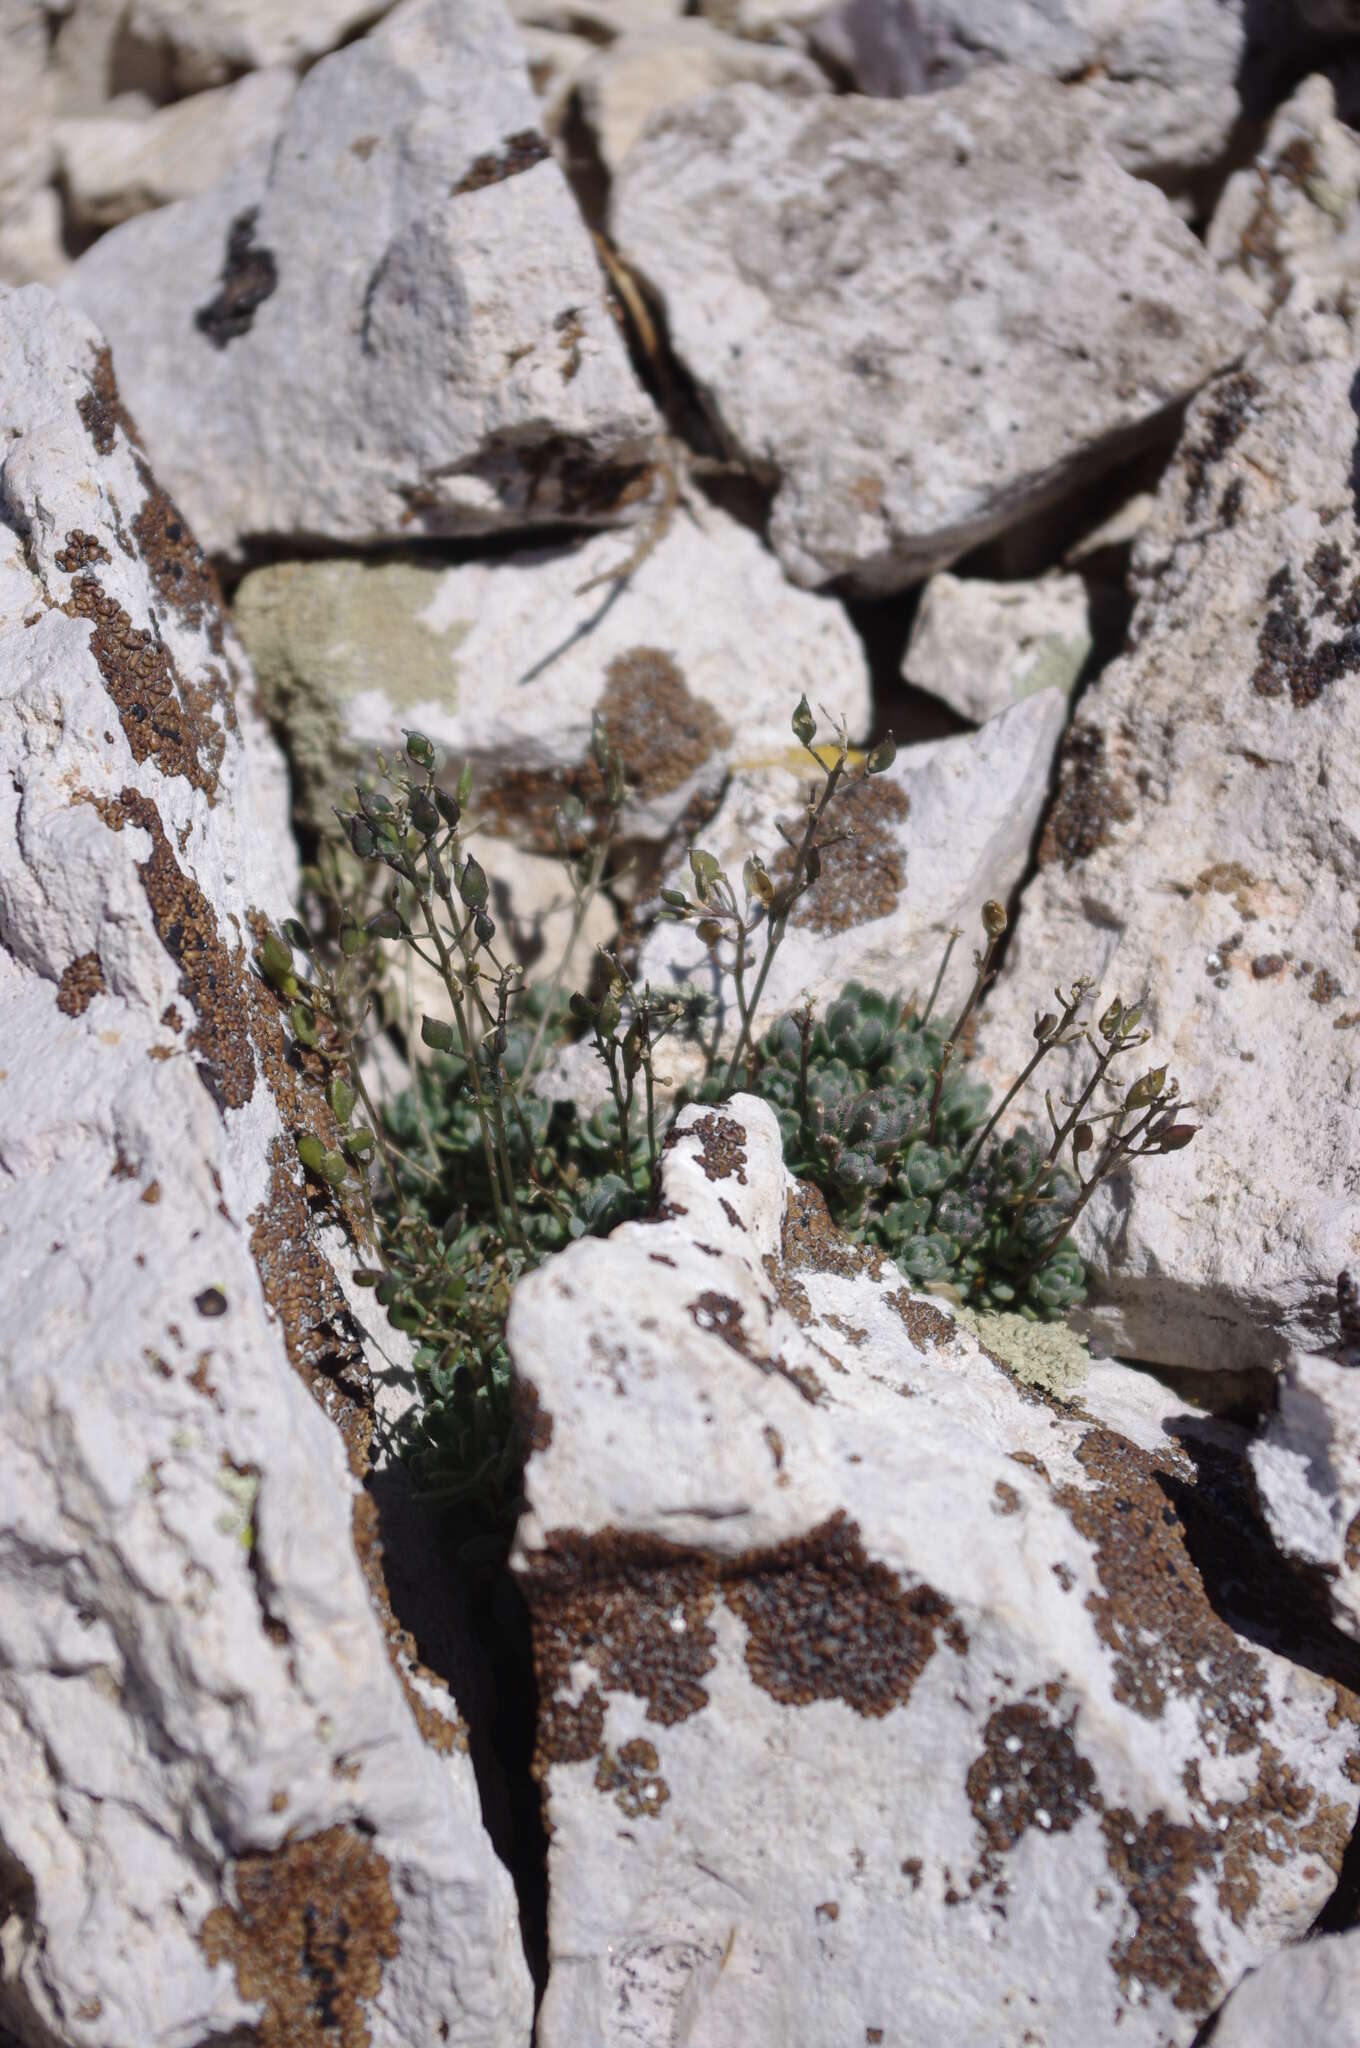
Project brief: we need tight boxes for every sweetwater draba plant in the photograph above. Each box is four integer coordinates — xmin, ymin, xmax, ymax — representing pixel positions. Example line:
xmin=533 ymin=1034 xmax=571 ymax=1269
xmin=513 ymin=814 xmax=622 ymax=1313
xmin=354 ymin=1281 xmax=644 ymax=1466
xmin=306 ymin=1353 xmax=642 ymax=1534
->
xmin=256 ymin=697 xmax=1197 ymax=1523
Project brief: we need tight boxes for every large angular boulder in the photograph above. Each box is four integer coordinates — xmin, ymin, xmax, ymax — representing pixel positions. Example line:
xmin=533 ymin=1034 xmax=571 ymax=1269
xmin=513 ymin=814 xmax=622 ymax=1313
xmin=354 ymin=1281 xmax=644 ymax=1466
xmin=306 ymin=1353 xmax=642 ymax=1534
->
xmin=126 ymin=0 xmax=402 ymax=91
xmin=611 ymin=69 xmax=1260 ymax=592
xmin=902 ymin=569 xmax=1092 ymax=725
xmin=980 ymin=296 xmax=1360 ymax=1374
xmin=0 ymin=286 xmax=531 ymax=2047
xmin=508 ymin=1095 xmax=1360 ymax=2048
xmin=66 ymin=0 xmax=662 ymax=560
xmin=1208 ymin=1926 xmax=1360 ymax=2048
xmin=231 ymin=495 xmax=870 ymax=845
xmin=1208 ymin=73 xmax=1360 ymax=317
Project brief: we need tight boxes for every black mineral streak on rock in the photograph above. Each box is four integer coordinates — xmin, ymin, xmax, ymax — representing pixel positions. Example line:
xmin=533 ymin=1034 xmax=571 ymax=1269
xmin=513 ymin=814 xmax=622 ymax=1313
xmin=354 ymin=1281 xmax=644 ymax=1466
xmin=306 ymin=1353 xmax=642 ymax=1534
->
xmin=1252 ymin=560 xmax=1360 ymax=708
xmin=195 ymin=208 xmax=279 ymax=350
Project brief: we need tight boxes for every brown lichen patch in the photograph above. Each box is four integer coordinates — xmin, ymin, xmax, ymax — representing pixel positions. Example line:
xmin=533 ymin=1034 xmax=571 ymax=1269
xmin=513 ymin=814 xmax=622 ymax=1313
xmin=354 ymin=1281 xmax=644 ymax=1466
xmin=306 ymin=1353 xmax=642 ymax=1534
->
xmin=90 ymin=789 xmax=253 ymax=1109
xmin=597 ymin=647 xmax=731 ymax=800
xmin=1196 ymin=861 xmax=1259 ymax=921
xmin=1252 ymin=952 xmax=1285 ymax=979
xmin=249 ymin=1139 xmax=371 ymax=1475
xmin=778 ymin=775 xmax=908 ymax=935
xmin=77 ymin=345 xmax=137 ymax=457
xmin=688 ymin=1288 xmax=822 ymax=1406
xmin=687 ymin=1110 xmax=747 ymax=1185
xmin=724 ymin=1513 xmax=954 ymax=1719
xmin=55 ymin=530 xmax=110 ymax=572
xmin=1311 ymin=967 xmax=1344 ymax=1004
xmin=1189 ymin=1741 xmax=1353 ymax=1928
xmin=66 ymin=574 xmax=224 ymax=796
xmin=524 ymin=1528 xmax=719 ymax=1771
xmin=514 ymin=1373 xmax=554 ymax=1455
xmin=1346 ymin=1509 xmax=1360 ymax=1576
xmin=594 ymin=1737 xmax=670 ymax=1820
xmin=1100 ymin=1808 xmax=1221 ymax=2014
xmin=890 ymin=1289 xmax=956 ymax=1353
xmin=781 ymin=1179 xmax=883 ymax=1284
xmin=199 ymin=1826 xmax=400 ymax=2048
xmin=555 ymin=306 xmax=584 ymax=382
xmin=132 ymin=456 xmax=228 ymax=657
xmin=453 ymin=128 xmax=550 ymax=194
xmin=1039 ymin=723 xmax=1135 ymax=869
xmin=351 ymin=1490 xmax=464 ymax=1756
xmin=56 ymin=950 xmax=106 ymax=1016
xmin=195 ymin=207 xmax=279 ymax=350
xmin=1056 ymin=1429 xmax=1269 ymax=1755
xmin=966 ymin=1704 xmax=1099 ymax=1890
xmin=1253 ymin=562 xmax=1360 ymax=708
xmin=1182 ymin=372 xmax=1258 ymax=522
xmin=762 ymin=1250 xmax=813 ymax=1326
xmin=991 ymin=1481 xmax=1021 ymax=1517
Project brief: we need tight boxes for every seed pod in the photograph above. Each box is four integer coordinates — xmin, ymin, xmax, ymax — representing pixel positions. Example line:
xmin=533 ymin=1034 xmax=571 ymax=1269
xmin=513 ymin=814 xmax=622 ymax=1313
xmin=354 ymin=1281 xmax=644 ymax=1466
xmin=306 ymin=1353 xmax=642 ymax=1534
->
xmin=421 ymin=1015 xmax=456 ymax=1053
xmin=744 ymin=855 xmax=775 ymax=910
xmin=1097 ymin=997 xmax=1123 ymax=1039
xmin=340 ymin=920 xmax=362 ymax=958
xmin=696 ymin=917 xmax=723 ymax=947
xmin=352 ymin=1268 xmax=385 ymax=1288
xmin=1034 ymin=1011 xmax=1058 ymax=1040
xmin=792 ymin=695 xmax=817 ymax=747
xmin=327 ymin=1075 xmax=355 ymax=1125
xmin=434 ymin=788 xmax=462 ymax=828
xmin=319 ymin=1149 xmax=349 ymax=1187
xmin=1154 ymin=1123 xmax=1198 ymax=1152
xmin=281 ymin=918 xmax=313 ymax=955
xmin=410 ymin=790 xmax=440 ymax=836
xmin=259 ymin=930 xmax=294 ymax=986
xmin=597 ymin=983 xmax=623 ymax=1036
xmin=367 ymin=909 xmax=402 ymax=940
xmin=345 ymin=1127 xmax=376 ymax=1157
xmin=1072 ymin=1123 xmax=1093 ymax=1156
xmin=404 ymin=730 xmax=434 ymax=766
xmin=474 ymin=910 xmax=495 ymax=945
xmin=866 ymin=733 xmax=897 ymax=775
xmin=689 ymin=848 xmax=721 ymax=901
xmin=569 ymin=991 xmax=597 ymax=1024
xmin=982 ymin=899 xmax=1008 ymax=940
xmin=459 ymin=856 xmax=489 ymax=911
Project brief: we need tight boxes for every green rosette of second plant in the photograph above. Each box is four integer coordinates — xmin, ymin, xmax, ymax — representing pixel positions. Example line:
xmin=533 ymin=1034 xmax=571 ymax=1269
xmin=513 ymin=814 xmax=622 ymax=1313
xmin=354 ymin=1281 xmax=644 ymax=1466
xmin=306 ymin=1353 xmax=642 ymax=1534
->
xmin=748 ymin=982 xmax=1086 ymax=1320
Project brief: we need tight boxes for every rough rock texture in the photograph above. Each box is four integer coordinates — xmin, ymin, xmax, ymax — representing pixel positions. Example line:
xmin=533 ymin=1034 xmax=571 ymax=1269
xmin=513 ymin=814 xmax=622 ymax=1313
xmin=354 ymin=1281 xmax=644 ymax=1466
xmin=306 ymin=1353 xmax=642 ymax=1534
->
xmin=126 ymin=0 xmax=402 ymax=91
xmin=0 ymin=2 xmax=63 ymax=287
xmin=57 ymin=67 xmax=297 ymax=233
xmin=980 ymin=295 xmax=1360 ymax=1374
xmin=66 ymin=0 xmax=661 ymax=560
xmin=509 ymin=1095 xmax=1360 ymax=2048
xmin=1208 ymin=1926 xmax=1360 ymax=2048
xmin=639 ymin=687 xmax=1067 ymax=1046
xmin=1251 ymin=1305 xmax=1360 ymax=1643
xmin=903 ymin=570 xmax=1092 ymax=724
xmin=575 ymin=20 xmax=826 ymax=173
xmin=232 ymin=495 xmax=869 ymax=843
xmin=612 ymin=71 xmax=1261 ymax=594
xmin=0 ymin=286 xmax=531 ymax=2047
xmin=910 ymin=0 xmax=1252 ymax=191
xmin=1208 ymin=74 xmax=1360 ymax=317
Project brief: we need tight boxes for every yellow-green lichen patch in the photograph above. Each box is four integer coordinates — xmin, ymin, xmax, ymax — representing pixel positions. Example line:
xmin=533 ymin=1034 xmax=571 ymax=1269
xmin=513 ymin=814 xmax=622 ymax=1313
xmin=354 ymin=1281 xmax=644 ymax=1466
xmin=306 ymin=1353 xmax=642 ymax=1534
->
xmin=952 ymin=1307 xmax=1089 ymax=1402
xmin=199 ymin=1826 xmax=399 ymax=2048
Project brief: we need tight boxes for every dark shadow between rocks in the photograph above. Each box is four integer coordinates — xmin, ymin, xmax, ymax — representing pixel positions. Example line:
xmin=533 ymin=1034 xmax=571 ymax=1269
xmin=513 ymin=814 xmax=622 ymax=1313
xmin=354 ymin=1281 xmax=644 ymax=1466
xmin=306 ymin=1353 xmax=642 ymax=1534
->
xmin=365 ymin=1464 xmax=550 ymax=2003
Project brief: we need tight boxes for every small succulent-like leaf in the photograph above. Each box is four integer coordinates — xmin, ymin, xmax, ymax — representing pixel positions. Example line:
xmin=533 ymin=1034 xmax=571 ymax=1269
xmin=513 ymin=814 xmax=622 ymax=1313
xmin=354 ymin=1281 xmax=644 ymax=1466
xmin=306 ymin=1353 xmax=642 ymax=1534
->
xmin=346 ymin=1128 xmax=376 ymax=1156
xmin=327 ymin=1075 xmax=355 ymax=1125
xmin=319 ymin=1149 xmax=349 ymax=1186
xmin=340 ymin=920 xmax=362 ymax=959
xmin=289 ymin=1000 xmax=319 ymax=1047
xmin=297 ymin=1133 xmax=326 ymax=1175
xmin=421 ymin=1015 xmax=456 ymax=1053
xmin=689 ymin=848 xmax=721 ymax=901
xmin=792 ymin=695 xmax=817 ymax=747
xmin=660 ymin=887 xmax=689 ymax=910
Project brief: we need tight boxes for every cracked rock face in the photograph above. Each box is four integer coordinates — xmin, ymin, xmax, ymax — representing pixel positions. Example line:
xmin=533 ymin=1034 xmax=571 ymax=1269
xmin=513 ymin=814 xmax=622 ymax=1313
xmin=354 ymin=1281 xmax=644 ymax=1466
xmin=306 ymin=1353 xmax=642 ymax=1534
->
xmin=1209 ymin=1924 xmax=1360 ymax=2047
xmin=0 ymin=285 xmax=531 ymax=2048
xmin=979 ymin=297 xmax=1360 ymax=1375
xmin=611 ymin=68 xmax=1261 ymax=593
xmin=508 ymin=1095 xmax=1360 ymax=2048
xmin=1251 ymin=1304 xmax=1360 ymax=1644
xmin=64 ymin=0 xmax=661 ymax=561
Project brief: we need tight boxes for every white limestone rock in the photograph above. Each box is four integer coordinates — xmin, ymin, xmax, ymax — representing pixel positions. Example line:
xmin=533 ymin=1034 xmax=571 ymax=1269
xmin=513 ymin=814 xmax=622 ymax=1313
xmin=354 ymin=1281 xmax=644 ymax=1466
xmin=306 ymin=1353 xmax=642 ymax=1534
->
xmin=611 ymin=70 xmax=1261 ymax=594
xmin=979 ymin=301 xmax=1360 ymax=1374
xmin=508 ymin=1094 xmax=1360 ymax=2048
xmin=0 ymin=2 xmax=61 ymax=288
xmin=66 ymin=0 xmax=662 ymax=561
xmin=575 ymin=20 xmax=826 ymax=174
xmin=0 ymin=285 xmax=531 ymax=2048
xmin=1208 ymin=1927 xmax=1360 ymax=2048
xmin=638 ymin=687 xmax=1067 ymax=1049
xmin=57 ymin=67 xmax=297 ymax=232
xmin=1208 ymin=74 xmax=1360 ymax=318
xmin=903 ymin=571 xmax=1092 ymax=725
xmin=126 ymin=0 xmax=402 ymax=91
xmin=232 ymin=495 xmax=869 ymax=845
xmin=1251 ymin=1287 xmax=1360 ymax=1643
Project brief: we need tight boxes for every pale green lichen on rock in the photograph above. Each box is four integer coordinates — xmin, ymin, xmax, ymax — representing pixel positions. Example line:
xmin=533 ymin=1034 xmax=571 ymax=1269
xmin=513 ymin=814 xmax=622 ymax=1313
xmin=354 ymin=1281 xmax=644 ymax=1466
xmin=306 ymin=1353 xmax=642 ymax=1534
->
xmin=1015 ymin=630 xmax=1091 ymax=703
xmin=233 ymin=559 xmax=472 ymax=822
xmin=952 ymin=1304 xmax=1090 ymax=1402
